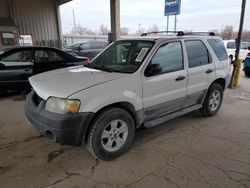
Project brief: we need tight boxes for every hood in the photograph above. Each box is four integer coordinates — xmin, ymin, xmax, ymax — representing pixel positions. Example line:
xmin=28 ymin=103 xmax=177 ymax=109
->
xmin=29 ymin=66 xmax=128 ymax=100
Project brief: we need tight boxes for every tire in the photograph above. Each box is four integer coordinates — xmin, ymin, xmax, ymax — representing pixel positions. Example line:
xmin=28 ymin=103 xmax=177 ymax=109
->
xmin=87 ymin=107 xmax=135 ymax=161
xmin=200 ymin=83 xmax=223 ymax=117
xmin=245 ymin=70 xmax=250 ymax=77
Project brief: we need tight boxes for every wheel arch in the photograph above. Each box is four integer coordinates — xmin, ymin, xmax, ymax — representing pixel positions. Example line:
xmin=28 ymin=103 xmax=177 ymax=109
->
xmin=210 ymin=78 xmax=226 ymax=90
xmin=83 ymin=101 xmax=141 ymax=143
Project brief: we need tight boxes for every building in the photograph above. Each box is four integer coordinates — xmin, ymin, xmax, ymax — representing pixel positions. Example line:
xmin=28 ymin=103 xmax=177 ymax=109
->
xmin=0 ymin=0 xmax=71 ymax=50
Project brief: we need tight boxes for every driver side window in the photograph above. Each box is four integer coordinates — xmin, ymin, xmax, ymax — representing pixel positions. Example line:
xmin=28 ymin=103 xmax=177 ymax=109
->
xmin=151 ymin=41 xmax=183 ymax=74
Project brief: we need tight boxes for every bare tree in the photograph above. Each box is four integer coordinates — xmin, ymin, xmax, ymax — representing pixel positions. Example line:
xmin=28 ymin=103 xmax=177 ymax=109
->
xmin=134 ymin=23 xmax=146 ymax=36
xmin=242 ymin=30 xmax=250 ymax=40
xmin=147 ymin=24 xmax=159 ymax=33
xmin=71 ymin=24 xmax=96 ymax=35
xmin=120 ymin=26 xmax=129 ymax=36
xmin=221 ymin=25 xmax=234 ymax=40
xmin=99 ymin=24 xmax=108 ymax=35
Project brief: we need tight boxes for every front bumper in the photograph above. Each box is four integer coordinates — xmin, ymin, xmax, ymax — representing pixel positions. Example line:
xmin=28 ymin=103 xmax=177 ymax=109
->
xmin=24 ymin=91 xmax=94 ymax=146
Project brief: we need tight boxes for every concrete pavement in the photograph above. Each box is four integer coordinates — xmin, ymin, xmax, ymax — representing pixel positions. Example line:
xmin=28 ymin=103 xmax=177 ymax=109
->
xmin=0 ymin=74 xmax=250 ymax=188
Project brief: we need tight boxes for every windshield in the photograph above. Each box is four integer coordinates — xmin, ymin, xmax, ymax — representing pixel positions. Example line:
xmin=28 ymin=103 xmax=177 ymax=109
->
xmin=88 ymin=40 xmax=155 ymax=73
xmin=227 ymin=42 xmax=248 ymax=49
xmin=65 ymin=43 xmax=81 ymax=49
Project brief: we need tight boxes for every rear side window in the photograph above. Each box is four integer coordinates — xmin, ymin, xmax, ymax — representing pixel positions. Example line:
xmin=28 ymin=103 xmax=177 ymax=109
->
xmin=185 ymin=40 xmax=210 ymax=68
xmin=35 ymin=50 xmax=63 ymax=63
xmin=207 ymin=39 xmax=228 ymax=61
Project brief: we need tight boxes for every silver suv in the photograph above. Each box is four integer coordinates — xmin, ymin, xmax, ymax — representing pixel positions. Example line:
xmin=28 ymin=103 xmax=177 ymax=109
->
xmin=25 ymin=31 xmax=230 ymax=160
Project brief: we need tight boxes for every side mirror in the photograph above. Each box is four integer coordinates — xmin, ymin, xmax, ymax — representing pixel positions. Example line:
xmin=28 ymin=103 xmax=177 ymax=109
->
xmin=145 ymin=63 xmax=162 ymax=76
xmin=78 ymin=47 xmax=83 ymax=51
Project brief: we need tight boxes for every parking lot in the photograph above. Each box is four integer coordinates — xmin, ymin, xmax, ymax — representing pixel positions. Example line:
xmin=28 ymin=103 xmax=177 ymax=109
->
xmin=0 ymin=73 xmax=250 ymax=188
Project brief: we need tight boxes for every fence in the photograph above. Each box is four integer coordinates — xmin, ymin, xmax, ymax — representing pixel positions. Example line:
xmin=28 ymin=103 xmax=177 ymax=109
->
xmin=62 ymin=35 xmax=108 ymax=47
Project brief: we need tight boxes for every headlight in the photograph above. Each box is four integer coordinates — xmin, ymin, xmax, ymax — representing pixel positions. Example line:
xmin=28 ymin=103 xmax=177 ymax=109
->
xmin=45 ymin=97 xmax=81 ymax=114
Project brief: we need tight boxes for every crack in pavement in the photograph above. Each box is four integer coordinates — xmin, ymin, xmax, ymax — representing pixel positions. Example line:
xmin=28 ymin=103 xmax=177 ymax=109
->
xmin=47 ymin=149 xmax=64 ymax=162
xmin=91 ymin=159 xmax=99 ymax=176
xmin=0 ymin=135 xmax=43 ymax=149
xmin=180 ymin=152 xmax=250 ymax=188
xmin=45 ymin=170 xmax=83 ymax=187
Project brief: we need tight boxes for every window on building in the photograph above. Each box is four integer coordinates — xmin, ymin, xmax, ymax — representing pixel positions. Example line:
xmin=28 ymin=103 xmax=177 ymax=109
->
xmin=1 ymin=32 xmax=15 ymax=45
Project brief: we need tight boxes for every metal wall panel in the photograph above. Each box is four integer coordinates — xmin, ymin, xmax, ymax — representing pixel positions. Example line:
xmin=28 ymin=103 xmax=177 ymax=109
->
xmin=0 ymin=0 xmax=61 ymax=47
xmin=0 ymin=0 xmax=9 ymax=17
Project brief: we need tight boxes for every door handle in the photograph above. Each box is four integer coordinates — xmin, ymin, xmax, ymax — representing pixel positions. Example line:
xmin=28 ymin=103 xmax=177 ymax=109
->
xmin=206 ymin=69 xmax=213 ymax=74
xmin=175 ymin=76 xmax=186 ymax=81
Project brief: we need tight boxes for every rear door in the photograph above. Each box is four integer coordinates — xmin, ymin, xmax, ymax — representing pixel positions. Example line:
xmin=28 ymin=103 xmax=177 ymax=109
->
xmin=0 ymin=49 xmax=33 ymax=90
xmin=142 ymin=41 xmax=187 ymax=121
xmin=33 ymin=49 xmax=66 ymax=74
xmin=183 ymin=40 xmax=216 ymax=108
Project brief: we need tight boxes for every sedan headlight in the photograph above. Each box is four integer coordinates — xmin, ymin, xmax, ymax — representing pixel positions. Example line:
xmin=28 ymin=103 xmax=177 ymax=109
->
xmin=45 ymin=97 xmax=81 ymax=114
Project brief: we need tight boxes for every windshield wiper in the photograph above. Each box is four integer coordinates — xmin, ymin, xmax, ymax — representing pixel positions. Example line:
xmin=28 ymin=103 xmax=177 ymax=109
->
xmin=84 ymin=64 xmax=113 ymax=72
xmin=94 ymin=65 xmax=113 ymax=72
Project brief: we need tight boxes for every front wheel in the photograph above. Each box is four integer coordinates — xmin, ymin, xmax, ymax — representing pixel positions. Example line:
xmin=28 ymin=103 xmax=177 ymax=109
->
xmin=200 ymin=83 xmax=223 ymax=117
xmin=87 ymin=108 xmax=135 ymax=161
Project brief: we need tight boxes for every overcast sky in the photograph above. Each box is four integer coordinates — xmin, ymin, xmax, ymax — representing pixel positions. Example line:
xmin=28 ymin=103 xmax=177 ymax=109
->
xmin=60 ymin=0 xmax=250 ymax=34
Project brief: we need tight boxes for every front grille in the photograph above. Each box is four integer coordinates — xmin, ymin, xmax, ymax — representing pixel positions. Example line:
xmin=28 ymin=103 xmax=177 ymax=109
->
xmin=32 ymin=92 xmax=42 ymax=106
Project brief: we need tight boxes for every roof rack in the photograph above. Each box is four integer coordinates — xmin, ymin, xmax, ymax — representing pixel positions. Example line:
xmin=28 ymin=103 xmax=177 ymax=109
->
xmin=141 ymin=31 xmax=184 ymax=36
xmin=182 ymin=32 xmax=215 ymax=36
xmin=141 ymin=31 xmax=215 ymax=37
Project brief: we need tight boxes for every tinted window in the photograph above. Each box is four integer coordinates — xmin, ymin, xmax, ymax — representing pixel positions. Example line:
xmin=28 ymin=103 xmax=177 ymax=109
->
xmin=185 ymin=40 xmax=210 ymax=68
xmin=35 ymin=50 xmax=63 ymax=63
xmin=208 ymin=39 xmax=228 ymax=61
xmin=91 ymin=42 xmax=103 ymax=49
xmin=151 ymin=42 xmax=183 ymax=73
xmin=0 ymin=50 xmax=33 ymax=66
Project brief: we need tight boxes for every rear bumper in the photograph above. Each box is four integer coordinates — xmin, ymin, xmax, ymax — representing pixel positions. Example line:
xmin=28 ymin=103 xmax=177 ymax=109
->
xmin=24 ymin=91 xmax=94 ymax=145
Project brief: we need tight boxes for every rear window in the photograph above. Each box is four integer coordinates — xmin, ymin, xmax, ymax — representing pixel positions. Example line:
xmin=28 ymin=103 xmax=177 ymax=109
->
xmin=208 ymin=39 xmax=228 ymax=61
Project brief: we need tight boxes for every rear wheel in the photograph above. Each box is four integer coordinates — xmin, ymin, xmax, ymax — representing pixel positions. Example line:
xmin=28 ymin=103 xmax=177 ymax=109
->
xmin=245 ymin=70 xmax=250 ymax=77
xmin=87 ymin=108 xmax=135 ymax=161
xmin=200 ymin=83 xmax=223 ymax=117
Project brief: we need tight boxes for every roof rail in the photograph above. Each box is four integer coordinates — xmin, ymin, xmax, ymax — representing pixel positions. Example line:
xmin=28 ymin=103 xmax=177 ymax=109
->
xmin=141 ymin=31 xmax=184 ymax=36
xmin=181 ymin=32 xmax=216 ymax=36
xmin=141 ymin=31 xmax=215 ymax=37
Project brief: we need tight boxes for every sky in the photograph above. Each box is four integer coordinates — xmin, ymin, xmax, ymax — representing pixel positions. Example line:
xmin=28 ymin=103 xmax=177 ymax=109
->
xmin=60 ymin=0 xmax=250 ymax=34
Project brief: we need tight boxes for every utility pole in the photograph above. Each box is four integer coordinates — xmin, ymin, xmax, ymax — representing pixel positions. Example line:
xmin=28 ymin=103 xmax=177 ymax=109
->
xmin=229 ymin=0 xmax=246 ymax=88
xmin=167 ymin=15 xmax=169 ymax=32
xmin=72 ymin=10 xmax=76 ymax=35
xmin=174 ymin=14 xmax=177 ymax=32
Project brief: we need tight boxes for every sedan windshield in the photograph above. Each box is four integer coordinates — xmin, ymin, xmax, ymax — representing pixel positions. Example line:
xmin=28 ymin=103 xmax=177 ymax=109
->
xmin=65 ymin=43 xmax=81 ymax=49
xmin=227 ymin=42 xmax=248 ymax=49
xmin=88 ymin=40 xmax=155 ymax=73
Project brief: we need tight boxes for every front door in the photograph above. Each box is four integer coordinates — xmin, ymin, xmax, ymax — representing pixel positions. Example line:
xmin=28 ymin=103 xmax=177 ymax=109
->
xmin=143 ymin=41 xmax=187 ymax=121
xmin=0 ymin=49 xmax=33 ymax=91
